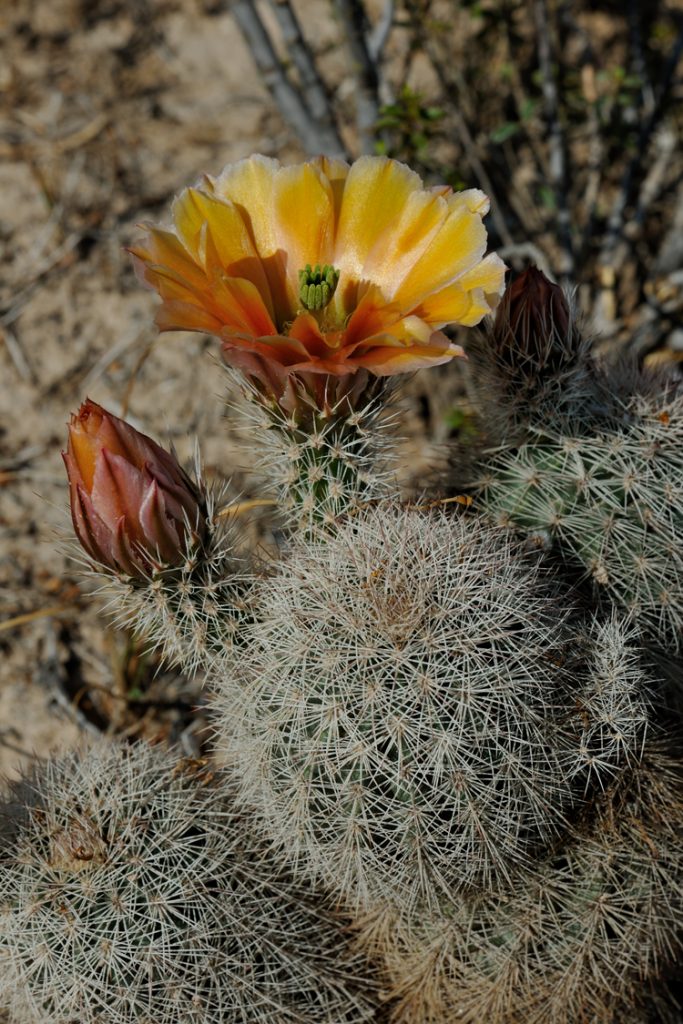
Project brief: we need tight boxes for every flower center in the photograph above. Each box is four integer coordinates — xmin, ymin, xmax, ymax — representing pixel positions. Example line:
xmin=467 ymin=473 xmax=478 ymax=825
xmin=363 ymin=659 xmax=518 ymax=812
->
xmin=298 ymin=264 xmax=340 ymax=311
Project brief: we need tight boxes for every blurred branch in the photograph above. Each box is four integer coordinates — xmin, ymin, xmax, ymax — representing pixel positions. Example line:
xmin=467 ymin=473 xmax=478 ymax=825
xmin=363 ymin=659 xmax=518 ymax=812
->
xmin=627 ymin=0 xmax=655 ymax=118
xmin=632 ymin=126 xmax=677 ymax=236
xmin=333 ymin=0 xmax=383 ymax=152
xmin=655 ymin=177 xmax=683 ymax=276
xmin=229 ymin=0 xmax=346 ymax=156
xmin=266 ymin=0 xmax=340 ymax=127
xmin=0 ymin=325 xmax=35 ymax=384
xmin=534 ymin=0 xmax=574 ymax=283
xmin=367 ymin=0 xmax=394 ymax=64
xmin=598 ymin=126 xmax=677 ymax=334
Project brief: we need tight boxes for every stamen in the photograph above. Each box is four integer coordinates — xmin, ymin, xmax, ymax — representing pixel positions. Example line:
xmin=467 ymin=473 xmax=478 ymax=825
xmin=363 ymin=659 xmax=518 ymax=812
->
xmin=298 ymin=264 xmax=340 ymax=311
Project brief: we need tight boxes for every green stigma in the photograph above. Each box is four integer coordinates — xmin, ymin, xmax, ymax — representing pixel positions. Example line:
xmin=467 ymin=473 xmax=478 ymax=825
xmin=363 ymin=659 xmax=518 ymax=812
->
xmin=298 ymin=264 xmax=340 ymax=311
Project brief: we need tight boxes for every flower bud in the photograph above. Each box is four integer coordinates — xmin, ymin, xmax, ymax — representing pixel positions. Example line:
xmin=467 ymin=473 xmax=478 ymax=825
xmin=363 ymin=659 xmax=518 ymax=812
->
xmin=63 ymin=400 xmax=206 ymax=578
xmin=493 ymin=266 xmax=573 ymax=370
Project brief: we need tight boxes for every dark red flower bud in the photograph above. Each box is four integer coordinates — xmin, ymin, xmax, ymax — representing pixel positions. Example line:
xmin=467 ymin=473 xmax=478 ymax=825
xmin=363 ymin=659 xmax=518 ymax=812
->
xmin=63 ymin=400 xmax=206 ymax=577
xmin=493 ymin=267 xmax=572 ymax=369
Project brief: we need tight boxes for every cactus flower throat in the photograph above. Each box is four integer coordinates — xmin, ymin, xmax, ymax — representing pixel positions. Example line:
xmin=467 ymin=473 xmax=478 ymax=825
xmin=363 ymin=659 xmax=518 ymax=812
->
xmin=130 ymin=155 xmax=506 ymax=379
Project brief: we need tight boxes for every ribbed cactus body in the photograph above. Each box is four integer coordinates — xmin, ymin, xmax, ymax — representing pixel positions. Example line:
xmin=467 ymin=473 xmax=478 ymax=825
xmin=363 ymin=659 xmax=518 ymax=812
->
xmin=376 ymin=747 xmax=683 ymax=1024
xmin=0 ymin=743 xmax=375 ymax=1024
xmin=477 ymin=390 xmax=683 ymax=650
xmin=215 ymin=505 xmax=650 ymax=915
xmin=461 ymin=269 xmax=683 ymax=652
xmin=233 ymin=373 xmax=398 ymax=533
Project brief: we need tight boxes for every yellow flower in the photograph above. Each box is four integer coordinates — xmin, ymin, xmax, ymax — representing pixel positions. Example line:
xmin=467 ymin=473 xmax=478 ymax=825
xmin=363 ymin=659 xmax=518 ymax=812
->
xmin=130 ymin=155 xmax=505 ymax=378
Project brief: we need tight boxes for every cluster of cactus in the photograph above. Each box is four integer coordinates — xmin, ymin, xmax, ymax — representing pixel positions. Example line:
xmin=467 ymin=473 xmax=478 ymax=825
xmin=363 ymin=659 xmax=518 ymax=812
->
xmin=218 ymin=507 xmax=650 ymax=910
xmin=463 ymin=268 xmax=683 ymax=652
xmin=1 ymin=156 xmax=681 ymax=1023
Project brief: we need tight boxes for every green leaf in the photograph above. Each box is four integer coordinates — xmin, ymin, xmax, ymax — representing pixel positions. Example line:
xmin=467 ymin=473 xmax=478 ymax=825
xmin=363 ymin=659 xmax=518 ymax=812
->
xmin=491 ymin=121 xmax=520 ymax=143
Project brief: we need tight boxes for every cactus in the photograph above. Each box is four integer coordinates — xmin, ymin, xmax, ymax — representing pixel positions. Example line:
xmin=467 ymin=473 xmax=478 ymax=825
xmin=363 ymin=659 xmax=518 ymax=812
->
xmin=63 ymin=401 xmax=247 ymax=674
xmin=475 ymin=384 xmax=683 ymax=652
xmin=43 ymin=161 xmax=682 ymax=1024
xmin=215 ymin=504 xmax=651 ymax=916
xmin=96 ymin=476 xmax=249 ymax=675
xmin=461 ymin=269 xmax=683 ymax=652
xmin=465 ymin=266 xmax=596 ymax=436
xmin=0 ymin=742 xmax=376 ymax=1024
xmin=373 ymin=745 xmax=683 ymax=1024
xmin=229 ymin=369 xmax=400 ymax=532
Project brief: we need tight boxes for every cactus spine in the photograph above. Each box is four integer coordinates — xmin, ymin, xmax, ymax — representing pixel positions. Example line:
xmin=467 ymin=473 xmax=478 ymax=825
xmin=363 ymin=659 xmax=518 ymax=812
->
xmin=215 ymin=505 xmax=651 ymax=916
xmin=461 ymin=269 xmax=683 ymax=652
xmin=473 ymin=378 xmax=683 ymax=652
xmin=231 ymin=370 xmax=399 ymax=533
xmin=375 ymin=747 xmax=683 ymax=1024
xmin=0 ymin=743 xmax=376 ymax=1024
xmin=96 ymin=477 xmax=249 ymax=675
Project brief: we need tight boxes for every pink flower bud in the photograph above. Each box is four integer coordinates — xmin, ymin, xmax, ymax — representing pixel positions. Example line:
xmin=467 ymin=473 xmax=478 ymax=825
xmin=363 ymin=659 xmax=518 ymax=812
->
xmin=63 ymin=400 xmax=206 ymax=578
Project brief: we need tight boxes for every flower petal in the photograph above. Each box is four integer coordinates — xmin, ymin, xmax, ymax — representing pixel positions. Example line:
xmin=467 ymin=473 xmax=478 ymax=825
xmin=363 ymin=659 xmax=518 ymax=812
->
xmin=92 ymin=450 xmax=148 ymax=536
xmin=208 ymin=277 xmax=277 ymax=336
xmin=129 ymin=227 xmax=209 ymax=294
xmin=352 ymin=330 xmax=464 ymax=375
xmin=288 ymin=312 xmax=334 ymax=358
xmin=138 ymin=479 xmax=184 ymax=562
xmin=456 ymin=252 xmax=507 ymax=298
xmin=155 ymin=300 xmax=225 ymax=335
xmin=358 ymin=189 xmax=450 ymax=302
xmin=221 ymin=329 xmax=313 ymax=368
xmin=171 ymin=188 xmax=275 ymax=317
xmin=413 ymin=253 xmax=507 ymax=326
xmin=273 ymin=162 xmax=336 ymax=305
xmin=211 ymin=156 xmax=291 ymax=324
xmin=393 ymin=192 xmax=489 ymax=311
xmin=333 ymin=157 xmax=424 ymax=284
xmin=308 ymin=155 xmax=350 ymax=221
xmin=342 ymin=286 xmax=404 ymax=348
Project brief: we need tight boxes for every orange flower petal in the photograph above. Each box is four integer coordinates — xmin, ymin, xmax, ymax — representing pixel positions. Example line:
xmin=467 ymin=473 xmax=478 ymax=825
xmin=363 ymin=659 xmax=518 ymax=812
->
xmin=211 ymin=156 xmax=290 ymax=323
xmin=211 ymin=155 xmax=279 ymax=256
xmin=357 ymin=189 xmax=450 ymax=302
xmin=456 ymin=252 xmax=507 ymax=297
xmin=413 ymin=253 xmax=506 ymax=327
xmin=155 ymin=300 xmax=225 ymax=335
xmin=288 ymin=312 xmax=334 ymax=358
xmin=307 ymin=156 xmax=350 ymax=222
xmin=343 ymin=286 xmax=404 ymax=347
xmin=172 ymin=188 xmax=275 ymax=316
xmin=211 ymin=277 xmax=277 ymax=336
xmin=68 ymin=425 xmax=99 ymax=491
xmin=130 ymin=227 xmax=209 ymax=293
xmin=352 ymin=331 xmax=464 ymax=375
xmin=221 ymin=329 xmax=312 ymax=367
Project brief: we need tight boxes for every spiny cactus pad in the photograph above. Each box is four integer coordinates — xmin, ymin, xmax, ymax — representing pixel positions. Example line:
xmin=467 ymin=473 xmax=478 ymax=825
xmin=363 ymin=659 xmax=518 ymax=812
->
xmin=216 ymin=505 xmax=650 ymax=915
xmin=93 ymin=479 xmax=249 ymax=676
xmin=230 ymin=371 xmax=399 ymax=532
xmin=477 ymin=389 xmax=683 ymax=651
xmin=0 ymin=743 xmax=375 ymax=1024
xmin=376 ymin=746 xmax=683 ymax=1024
